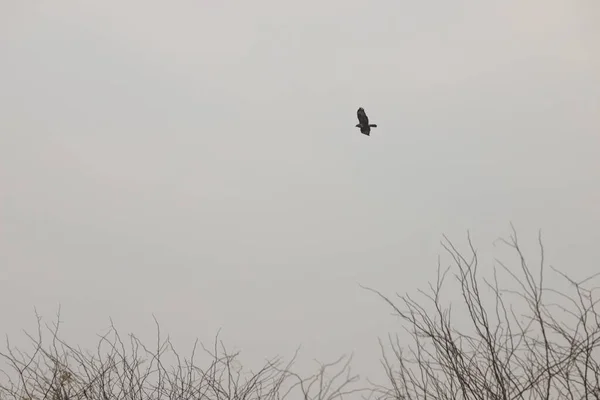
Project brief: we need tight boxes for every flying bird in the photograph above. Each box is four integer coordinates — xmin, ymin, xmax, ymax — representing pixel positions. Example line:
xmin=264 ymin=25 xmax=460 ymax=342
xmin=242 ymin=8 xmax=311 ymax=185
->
xmin=356 ymin=107 xmax=377 ymax=136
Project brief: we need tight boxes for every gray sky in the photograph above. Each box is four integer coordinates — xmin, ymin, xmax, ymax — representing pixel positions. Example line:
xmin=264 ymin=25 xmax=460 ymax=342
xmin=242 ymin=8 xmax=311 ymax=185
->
xmin=1 ymin=0 xmax=599 ymax=382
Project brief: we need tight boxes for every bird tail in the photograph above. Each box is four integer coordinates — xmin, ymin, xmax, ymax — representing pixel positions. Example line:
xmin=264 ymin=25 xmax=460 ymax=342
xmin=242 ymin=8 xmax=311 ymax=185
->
xmin=369 ymin=124 xmax=377 ymax=128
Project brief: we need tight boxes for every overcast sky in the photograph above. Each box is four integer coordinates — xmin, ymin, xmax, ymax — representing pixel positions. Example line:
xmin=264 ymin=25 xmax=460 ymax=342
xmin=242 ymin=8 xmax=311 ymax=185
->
xmin=1 ymin=0 xmax=599 ymax=382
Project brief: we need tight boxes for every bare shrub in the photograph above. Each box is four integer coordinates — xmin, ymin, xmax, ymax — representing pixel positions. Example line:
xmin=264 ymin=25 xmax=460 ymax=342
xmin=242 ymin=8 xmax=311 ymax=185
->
xmin=0 ymin=314 xmax=364 ymax=400
xmin=365 ymin=226 xmax=600 ymax=400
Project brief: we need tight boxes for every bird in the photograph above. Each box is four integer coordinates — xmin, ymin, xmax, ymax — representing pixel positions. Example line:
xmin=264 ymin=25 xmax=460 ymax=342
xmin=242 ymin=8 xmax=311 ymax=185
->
xmin=356 ymin=107 xmax=377 ymax=136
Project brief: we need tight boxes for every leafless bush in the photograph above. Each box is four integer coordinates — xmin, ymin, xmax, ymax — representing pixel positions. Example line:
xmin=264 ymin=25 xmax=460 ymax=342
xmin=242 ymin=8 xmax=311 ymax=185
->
xmin=365 ymin=226 xmax=600 ymax=400
xmin=0 ymin=314 xmax=364 ymax=400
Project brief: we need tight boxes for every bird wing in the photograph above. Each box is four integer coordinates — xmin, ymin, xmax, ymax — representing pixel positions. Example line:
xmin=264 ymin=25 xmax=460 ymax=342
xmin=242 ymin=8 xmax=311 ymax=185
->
xmin=357 ymin=108 xmax=369 ymax=125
